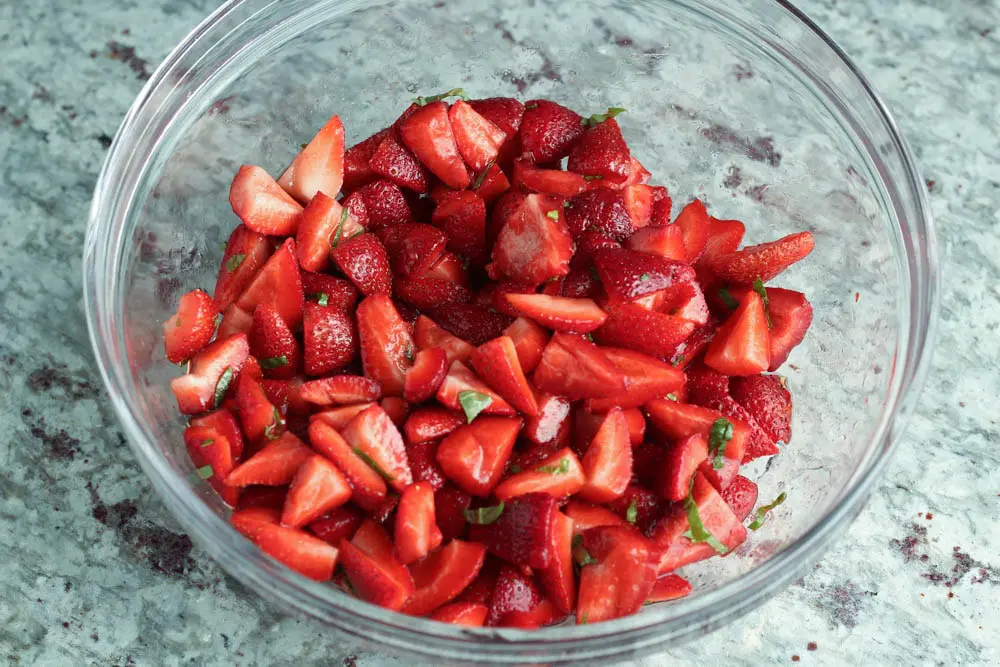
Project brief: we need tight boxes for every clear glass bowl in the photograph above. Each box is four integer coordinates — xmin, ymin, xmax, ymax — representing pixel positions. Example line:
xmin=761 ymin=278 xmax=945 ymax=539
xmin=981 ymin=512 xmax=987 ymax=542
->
xmin=84 ymin=0 xmax=938 ymax=663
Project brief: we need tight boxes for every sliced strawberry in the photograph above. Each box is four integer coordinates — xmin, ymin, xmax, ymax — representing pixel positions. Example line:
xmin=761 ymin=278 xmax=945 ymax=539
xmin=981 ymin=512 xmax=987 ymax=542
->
xmin=503 ymin=317 xmax=550 ymax=374
xmin=232 ymin=510 xmax=338 ymax=581
xmin=225 ymin=432 xmax=312 ymax=487
xmin=729 ymin=374 xmax=792 ymax=443
xmin=302 ymin=303 xmax=356 ymax=377
xmin=494 ymin=448 xmax=585 ymax=501
xmin=586 ymin=347 xmax=685 ymax=411
xmin=563 ymin=188 xmax=633 ymax=241
xmin=357 ymin=294 xmax=415 ymax=397
xmin=297 ymin=193 xmax=352 ymax=273
xmin=214 ymin=225 xmax=272 ymax=312
xmin=329 ymin=232 xmax=391 ymax=296
xmin=310 ymin=402 xmax=374 ymax=431
xmin=392 ymin=482 xmax=443 ymax=564
xmin=414 ymin=315 xmax=476 ymax=364
xmin=299 ymin=375 xmax=382 ymax=406
xmin=606 ymin=484 xmax=666 ymax=533
xmin=340 ymin=404 xmax=412 ymax=493
xmin=469 ymin=162 xmax=511 ymax=203
xmin=593 ymin=248 xmax=695 ymax=303
xmin=163 ymin=289 xmax=218 ymax=363
xmin=248 ymin=304 xmax=300 ymax=380
xmin=430 ymin=602 xmax=489 ymax=626
xmin=267 ymin=377 xmax=312 ymax=416
xmin=235 ymin=371 xmax=283 ymax=443
xmin=184 ymin=425 xmax=240 ymax=506
xmin=721 ymin=475 xmax=759 ymax=521
xmin=577 ymin=409 xmax=631 ymax=503
xmin=427 ymin=304 xmax=513 ymax=347
xmin=627 ymin=225 xmax=687 ymax=261
xmin=190 ymin=407 xmax=245 ymax=461
xmin=355 ymin=179 xmax=411 ymax=229
xmin=672 ymin=199 xmax=710 ymax=264
xmin=436 ymin=416 xmax=522 ymax=497
xmin=339 ymin=522 xmax=415 ymax=611
xmin=571 ymin=231 xmax=621 ymax=270
xmin=765 ymin=288 xmax=813 ymax=370
xmin=399 ymin=101 xmax=470 ymax=189
xmin=594 ymin=302 xmax=697 ymax=360
xmin=430 ymin=191 xmax=488 ymax=264
xmin=436 ymin=360 xmax=516 ymax=417
xmin=504 ymin=294 xmax=607 ymax=334
xmin=469 ymin=493 xmax=557 ymax=569
xmin=698 ymin=217 xmax=746 ymax=271
xmin=533 ymin=333 xmax=626 ymax=400
xmin=523 ymin=393 xmax=572 ymax=447
xmin=404 ymin=538 xmax=487 ymax=616
xmin=404 ymin=406 xmax=466 ymax=445
xmin=343 ymin=129 xmax=389 ymax=192
xmin=512 ymin=158 xmax=588 ymax=197
xmin=647 ymin=574 xmax=693 ymax=603
xmin=537 ymin=511 xmax=575 ymax=615
xmin=661 ymin=433 xmax=709 ymax=502
xmin=469 ymin=336 xmax=539 ymax=417
xmin=229 ymin=165 xmax=303 ymax=236
xmin=488 ymin=192 xmax=574 ymax=286
xmin=563 ymin=500 xmax=628 ymax=534
xmin=308 ymin=506 xmax=363 ymax=546
xmin=449 ymin=100 xmax=507 ymax=172
xmin=170 ymin=333 xmax=249 ymax=415
xmin=710 ymin=231 xmax=814 ymax=284
xmin=278 ymin=114 xmax=345 ymax=203
xmin=280 ymin=454 xmax=352 ymax=528
xmin=300 ymin=271 xmax=358 ymax=313
xmin=622 ymin=184 xmax=664 ymax=229
xmin=403 ymin=347 xmax=449 ymax=404
xmin=650 ymin=472 xmax=747 ymax=573
xmin=308 ymin=420 xmax=387 ymax=511
xmin=703 ymin=290 xmax=770 ymax=375
xmin=567 ymin=117 xmax=631 ymax=184
xmin=644 ymin=399 xmax=749 ymax=465
xmin=519 ymin=100 xmax=584 ymax=162
xmin=375 ymin=223 xmax=447 ymax=279
xmin=435 ymin=485 xmax=473 ymax=542
xmin=234 ymin=237 xmax=305 ymax=330
xmin=576 ymin=526 xmax=657 ymax=623
xmin=368 ymin=131 xmax=431 ymax=193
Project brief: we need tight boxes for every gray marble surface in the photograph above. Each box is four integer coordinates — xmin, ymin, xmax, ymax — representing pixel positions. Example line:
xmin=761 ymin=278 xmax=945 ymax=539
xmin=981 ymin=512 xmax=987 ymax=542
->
xmin=1 ymin=0 xmax=998 ymax=665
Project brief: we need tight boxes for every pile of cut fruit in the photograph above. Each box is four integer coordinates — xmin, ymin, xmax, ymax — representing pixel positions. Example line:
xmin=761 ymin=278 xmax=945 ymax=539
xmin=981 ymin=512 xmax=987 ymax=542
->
xmin=163 ymin=89 xmax=813 ymax=627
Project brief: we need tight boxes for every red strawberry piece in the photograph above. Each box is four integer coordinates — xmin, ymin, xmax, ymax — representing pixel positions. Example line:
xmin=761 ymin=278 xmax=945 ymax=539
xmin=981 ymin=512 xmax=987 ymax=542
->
xmin=368 ymin=131 xmax=431 ymax=193
xmin=405 ymin=438 xmax=447 ymax=490
xmin=650 ymin=192 xmax=673 ymax=227
xmin=341 ymin=404 xmax=412 ymax=493
xmin=343 ymin=128 xmax=390 ymax=192
xmin=567 ymin=117 xmax=631 ymax=185
xmin=512 ymin=158 xmax=588 ymax=197
xmin=650 ymin=472 xmax=747 ymax=573
xmin=394 ymin=276 xmax=472 ymax=311
xmin=503 ymin=317 xmax=550 ymax=374
xmin=593 ymin=248 xmax=695 ymax=302
xmin=697 ymin=454 xmax=740 ymax=493
xmin=184 ymin=425 xmax=240 ymax=506
xmin=647 ymin=280 xmax=710 ymax=326
xmin=281 ymin=454 xmax=352 ymax=528
xmin=523 ymin=393 xmax=572 ymax=447
xmin=355 ymin=179 xmax=411 ymax=229
xmin=300 ymin=271 xmax=359 ymax=313
xmin=308 ymin=506 xmax=363 ymax=546
xmin=519 ymin=100 xmax=584 ymax=163
xmin=375 ymin=223 xmax=447 ymax=278
xmin=263 ymin=377 xmax=312 ymax=417
xmin=449 ymin=100 xmax=507 ymax=172
xmin=665 ymin=318 xmax=718 ymax=370
xmin=475 ymin=281 xmax=534 ymax=318
xmin=488 ymin=192 xmax=574 ymax=286
xmin=240 ymin=356 xmax=264 ymax=386
xmin=622 ymin=407 xmax=646 ymax=446
xmin=703 ymin=290 xmax=770 ymax=375
xmin=661 ymin=433 xmax=709 ymax=502
xmin=564 ymin=500 xmax=629 ymax=534
xmin=430 ymin=602 xmax=489 ymax=626
xmin=469 ymin=493 xmax=557 ymax=569
xmin=302 ymin=302 xmax=356 ymax=376
xmin=697 ymin=217 xmax=746 ymax=272
xmin=310 ymin=402 xmax=374 ymax=430
xmin=330 ymin=232 xmax=391 ymax=296
xmin=436 ymin=416 xmax=522 ymax=497
xmin=163 ymin=289 xmax=218 ymax=363
xmin=470 ymin=336 xmax=539 ymax=417
xmin=469 ymin=97 xmax=525 ymax=140
xmin=342 ymin=190 xmax=371 ymax=228
xmin=622 ymin=184 xmax=665 ymax=229
xmin=278 ymin=114 xmax=345 ymax=203
xmin=673 ymin=199 xmax=710 ymax=264
xmin=404 ymin=407 xmax=466 ymax=445
xmin=586 ymin=346 xmax=686 ymax=411
xmin=357 ymin=294 xmax=415 ymax=397
xmin=427 ymin=303 xmax=514 ymax=347
xmin=709 ymin=231 xmax=814 ymax=284
xmin=571 ymin=231 xmax=621 ymax=270
xmin=404 ymin=347 xmax=449 ymax=404
xmin=297 ymin=193 xmax=359 ymax=273
xmin=606 ymin=484 xmax=666 ymax=533
xmin=720 ymin=475 xmax=759 ymax=521
xmin=216 ymin=303 xmax=253 ymax=340
xmin=533 ymin=332 xmax=626 ymax=400
xmin=494 ymin=447 xmax=585 ymax=501
xmin=299 ymin=375 xmax=382 ymax=406
xmin=229 ymin=165 xmax=304 ymax=236
xmin=235 ymin=372 xmax=283 ymax=443
xmin=559 ymin=268 xmax=602 ymax=300
xmin=170 ymin=333 xmax=249 ymax=415
xmin=380 ymin=397 xmax=410 ymax=428
xmin=644 ymin=399 xmax=749 ymax=465
xmin=594 ymin=302 xmax=697 ymax=360
xmin=392 ymin=482 xmax=444 ymax=564
xmin=435 ymin=485 xmax=473 ymax=542
xmin=399 ymin=101 xmax=470 ymax=189
xmin=422 ymin=250 xmax=468 ymax=285
xmin=470 ymin=162 xmax=511 ymax=204
xmin=563 ymin=188 xmax=633 ymax=241
xmin=765 ymin=288 xmax=813 ymax=370
xmin=436 ymin=360 xmax=515 ymax=417
xmin=404 ymin=538 xmax=488 ymax=617
xmin=576 ymin=526 xmax=657 ymax=623
xmin=190 ymin=407 xmax=245 ymax=461
xmin=308 ymin=420 xmax=387 ymax=512
xmin=487 ymin=566 xmax=561 ymax=628
xmin=621 ymin=156 xmax=652 ymax=188
xmin=235 ymin=486 xmax=289 ymax=512
xmin=248 ymin=304 xmax=301 ymax=379
xmin=505 ymin=294 xmax=608 ymax=334
xmin=414 ymin=315 xmax=475 ymax=364
xmin=339 ymin=521 xmax=415 ymax=611
xmin=729 ymin=374 xmax=792 ymax=443
xmin=647 ymin=574 xmax=693 ymax=603
xmin=213 ymin=225 xmax=272 ymax=312
xmin=235 ymin=237 xmax=305 ymax=330
xmin=225 ymin=432 xmax=312 ymax=487
xmin=575 ymin=408 xmax=632 ymax=503
xmin=431 ymin=191 xmax=488 ymax=264
xmin=232 ymin=510 xmax=339 ymax=581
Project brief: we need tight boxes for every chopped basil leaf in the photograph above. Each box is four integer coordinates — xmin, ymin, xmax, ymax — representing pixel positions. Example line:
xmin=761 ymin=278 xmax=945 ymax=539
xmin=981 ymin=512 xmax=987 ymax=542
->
xmin=353 ymin=448 xmax=396 ymax=482
xmin=671 ymin=355 xmax=685 ymax=367
xmin=582 ymin=107 xmax=626 ymax=127
xmin=414 ymin=87 xmax=468 ymax=106
xmin=546 ymin=209 xmax=560 ymax=221
xmin=213 ymin=367 xmax=234 ymax=409
xmin=582 ymin=174 xmax=604 ymax=182
xmin=584 ymin=332 xmax=594 ymax=342
xmin=330 ymin=207 xmax=350 ymax=248
xmin=525 ymin=103 xmax=539 ymax=110
xmin=572 ymin=534 xmax=583 ymax=549
xmin=404 ymin=344 xmax=415 ymax=363
xmin=748 ymin=492 xmax=787 ymax=530
xmin=472 ymin=161 xmax=495 ymax=189
xmin=219 ymin=242 xmax=228 ymax=253
xmin=578 ymin=612 xmax=590 ymax=625
xmin=666 ymin=393 xmax=678 ymax=401
xmin=718 ymin=287 xmax=739 ymax=311
xmin=682 ymin=489 xmax=729 ymax=554
xmin=709 ymin=418 xmax=734 ymax=470
xmin=264 ymin=407 xmax=284 ymax=441
xmin=535 ymin=457 xmax=570 ymax=475
xmin=463 ymin=502 xmax=505 ymax=525
xmin=753 ymin=277 xmax=772 ymax=327
xmin=307 ymin=292 xmax=330 ymax=306
xmin=195 ymin=464 xmax=214 ymax=480
xmin=260 ymin=355 xmax=288 ymax=369
xmin=225 ymin=253 xmax=246 ymax=273
xmin=300 ymin=142 xmax=309 ymax=150
xmin=574 ymin=546 xmax=597 ymax=567
xmin=626 ymin=500 xmax=638 ymax=525
xmin=639 ymin=273 xmax=650 ymax=282
xmin=508 ymin=464 xmax=522 ymax=474
xmin=458 ymin=390 xmax=493 ymax=423
xmin=199 ymin=439 xmax=214 ymax=448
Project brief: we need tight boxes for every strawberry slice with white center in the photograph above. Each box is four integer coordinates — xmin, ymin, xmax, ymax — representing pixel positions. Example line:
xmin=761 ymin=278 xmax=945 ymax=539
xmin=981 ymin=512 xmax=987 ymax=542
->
xmin=278 ymin=114 xmax=345 ymax=204
xmin=449 ymin=99 xmax=507 ymax=172
xmin=230 ymin=165 xmax=304 ymax=236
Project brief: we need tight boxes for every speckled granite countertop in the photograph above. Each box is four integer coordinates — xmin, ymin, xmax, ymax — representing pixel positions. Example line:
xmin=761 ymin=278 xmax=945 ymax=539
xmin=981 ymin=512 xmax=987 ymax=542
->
xmin=1 ymin=0 xmax=997 ymax=665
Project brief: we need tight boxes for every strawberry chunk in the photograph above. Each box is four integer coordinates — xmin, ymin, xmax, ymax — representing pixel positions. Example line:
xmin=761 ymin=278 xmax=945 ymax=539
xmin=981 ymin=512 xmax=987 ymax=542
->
xmin=469 ymin=493 xmax=557 ymax=569
xmin=729 ymin=374 xmax=792 ymax=443
xmin=673 ymin=199 xmax=710 ymax=264
xmin=449 ymin=99 xmax=507 ymax=172
xmin=375 ymin=223 xmax=447 ymax=279
xmin=686 ymin=365 xmax=777 ymax=462
xmin=299 ymin=375 xmax=382 ymax=406
xmin=302 ymin=302 xmax=356 ymax=377
xmin=300 ymin=271 xmax=358 ymax=313
xmin=404 ymin=538 xmax=487 ymax=616
xmin=436 ymin=360 xmax=516 ymax=417
xmin=644 ymin=399 xmax=749 ymax=466
xmin=393 ymin=482 xmax=443 ymax=564
xmin=341 ymin=404 xmax=412 ymax=493
xmin=594 ymin=303 xmax=697 ymax=360
xmin=567 ymin=117 xmax=631 ymax=185
xmin=163 ymin=289 xmax=218 ymax=363
xmin=432 ymin=190 xmax=488 ymax=264
xmin=469 ymin=162 xmax=511 ymax=203
xmin=564 ymin=188 xmax=633 ymax=241
xmin=281 ymin=454 xmax=352 ymax=528
xmin=427 ymin=304 xmax=513 ymax=347
xmin=229 ymin=165 xmax=303 ymax=236
xmin=403 ymin=347 xmax=449 ymax=404
xmin=368 ymin=131 xmax=431 ymax=193
xmin=593 ymin=248 xmax=695 ymax=303
xmin=765 ymin=288 xmax=813 ymax=370
xmin=435 ymin=485 xmax=473 ymax=542
xmin=505 ymin=294 xmax=607 ymax=334
xmin=627 ymin=225 xmax=687 ymax=261
xmin=310 ymin=402 xmax=374 ymax=430
xmin=512 ymin=158 xmax=588 ymax=197
xmin=709 ymin=231 xmax=814 ymax=284
xmin=394 ymin=276 xmax=472 ymax=310
xmin=537 ymin=511 xmax=576 ymax=614
xmin=646 ymin=574 xmax=693 ymax=603
xmin=430 ymin=602 xmax=489 ymax=626
xmin=469 ymin=97 xmax=525 ymax=140
xmin=469 ymin=336 xmax=539 ymax=417
xmin=606 ymin=485 xmax=665 ymax=533
xmin=622 ymin=184 xmax=665 ymax=229
xmin=355 ymin=179 xmax=411 ymax=229
xmin=586 ymin=347 xmax=685 ymax=411
xmin=698 ymin=217 xmax=746 ymax=271
xmin=436 ymin=416 xmax=522 ymax=497
xmin=297 ymin=193 xmax=355 ymax=273
xmin=494 ymin=447 xmax=585 ymax=501
xmin=404 ymin=407 xmax=466 ymax=445
xmin=339 ymin=520 xmax=415 ymax=611
xmin=503 ymin=317 xmax=550 ymax=374
xmin=577 ymin=409 xmax=632 ymax=503
xmin=576 ymin=526 xmax=657 ymax=623
xmin=190 ymin=407 xmax=245 ymax=461
xmin=519 ymin=100 xmax=584 ymax=163
xmin=278 ymin=114 xmax=345 ymax=204
xmin=235 ymin=372 xmax=283 ymax=443
xmin=232 ymin=510 xmax=338 ymax=581
xmin=414 ymin=314 xmax=475 ymax=364
xmin=225 ymin=432 xmax=312 ymax=487
xmin=661 ymin=433 xmax=709 ymax=502
xmin=330 ymin=232 xmax=391 ymax=296
xmin=214 ymin=225 xmax=272 ymax=313
xmin=230 ymin=238 xmax=305 ymax=331
xmin=357 ymin=294 xmax=415 ymax=397
xmin=703 ymin=290 xmax=770 ymax=375
xmin=170 ymin=334 xmax=249 ymax=415
xmin=343 ymin=129 xmax=388 ymax=191
xmin=184 ymin=425 xmax=240 ymax=506
xmin=308 ymin=420 xmax=387 ymax=512
xmin=248 ymin=304 xmax=301 ymax=379
xmin=399 ymin=101 xmax=470 ymax=189
xmin=488 ymin=192 xmax=574 ymax=286
xmin=533 ymin=333 xmax=626 ymax=400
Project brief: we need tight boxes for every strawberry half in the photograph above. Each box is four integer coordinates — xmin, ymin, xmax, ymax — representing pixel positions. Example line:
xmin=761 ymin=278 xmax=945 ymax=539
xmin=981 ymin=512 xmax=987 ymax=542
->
xmin=170 ymin=333 xmax=249 ymax=415
xmin=375 ymin=223 xmax=447 ymax=279
xmin=709 ymin=231 xmax=814 ymax=284
xmin=564 ymin=188 xmax=633 ymax=241
xmin=468 ymin=493 xmax=557 ymax=569
xmin=519 ymin=100 xmax=584 ymax=163
xmin=302 ymin=302 xmax=356 ymax=377
xmin=281 ymin=454 xmax=353 ymax=528
xmin=703 ymin=290 xmax=770 ymax=375
xmin=368 ymin=131 xmax=431 ymax=193
xmin=431 ymin=191 xmax=488 ymax=265
xmin=577 ymin=409 xmax=632 ymax=503
xmin=341 ymin=404 xmax=412 ymax=493
xmin=567 ymin=117 xmax=631 ymax=185
xmin=503 ymin=317 xmax=550 ymax=374
xmin=393 ymin=482 xmax=443 ymax=564
xmin=308 ymin=420 xmax=387 ymax=512
xmin=163 ymin=289 xmax=219 ymax=363
xmin=533 ymin=333 xmax=626 ymax=400
xmin=729 ymin=374 xmax=792 ymax=443
xmin=354 ymin=179 xmax=411 ymax=229
xmin=505 ymin=294 xmax=608 ymax=334
xmin=231 ymin=508 xmax=339 ymax=581
xmin=225 ymin=432 xmax=312 ymax=487
xmin=399 ymin=100 xmax=470 ymax=189
xmin=404 ymin=407 xmax=466 ymax=445
xmin=230 ymin=165 xmax=303 ymax=236
xmin=576 ymin=526 xmax=657 ymax=623
xmin=249 ymin=304 xmax=301 ymax=379
xmin=449 ymin=99 xmax=507 ymax=172
xmin=404 ymin=538 xmax=488 ymax=616
xmin=414 ymin=314 xmax=476 ymax=364
xmin=765 ymin=288 xmax=813 ymax=370
xmin=356 ymin=294 xmax=415 ymax=397
xmin=488 ymin=192 xmax=574 ymax=286
xmin=278 ymin=114 xmax=345 ymax=204
xmin=493 ymin=448 xmax=585 ymax=501
xmin=469 ymin=336 xmax=539 ymax=417
xmin=436 ymin=416 xmax=522 ymax=497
